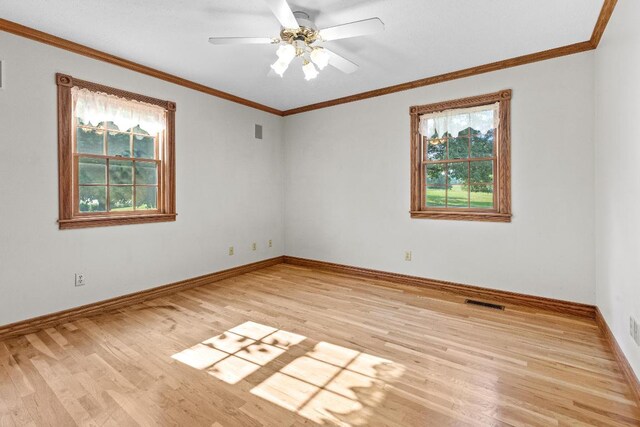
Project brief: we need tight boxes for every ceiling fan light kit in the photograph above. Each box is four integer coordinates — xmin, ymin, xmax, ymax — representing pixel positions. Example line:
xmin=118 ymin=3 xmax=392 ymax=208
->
xmin=208 ymin=0 xmax=384 ymax=81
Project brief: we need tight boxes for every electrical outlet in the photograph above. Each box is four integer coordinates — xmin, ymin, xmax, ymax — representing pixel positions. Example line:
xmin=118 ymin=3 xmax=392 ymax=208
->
xmin=252 ymin=242 xmax=257 ymax=251
xmin=228 ymin=246 xmax=234 ymax=256
xmin=404 ymin=251 xmax=412 ymax=261
xmin=75 ymin=273 xmax=86 ymax=287
xmin=268 ymin=239 xmax=272 ymax=248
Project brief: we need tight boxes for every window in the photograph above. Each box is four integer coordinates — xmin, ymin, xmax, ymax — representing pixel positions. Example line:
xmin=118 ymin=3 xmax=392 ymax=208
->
xmin=410 ymin=90 xmax=511 ymax=222
xmin=56 ymin=73 xmax=176 ymax=229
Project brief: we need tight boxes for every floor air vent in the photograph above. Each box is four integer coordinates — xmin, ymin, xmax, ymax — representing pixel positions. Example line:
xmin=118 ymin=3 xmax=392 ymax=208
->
xmin=465 ymin=299 xmax=505 ymax=310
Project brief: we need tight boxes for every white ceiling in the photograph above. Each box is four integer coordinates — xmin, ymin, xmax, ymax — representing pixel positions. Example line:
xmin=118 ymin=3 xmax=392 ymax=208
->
xmin=0 ymin=0 xmax=603 ymax=111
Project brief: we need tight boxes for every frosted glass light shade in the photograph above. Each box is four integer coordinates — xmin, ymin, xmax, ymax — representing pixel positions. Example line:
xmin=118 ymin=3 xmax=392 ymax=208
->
xmin=276 ymin=44 xmax=296 ymax=62
xmin=271 ymin=59 xmax=290 ymax=77
xmin=302 ymin=62 xmax=319 ymax=80
xmin=310 ymin=48 xmax=330 ymax=70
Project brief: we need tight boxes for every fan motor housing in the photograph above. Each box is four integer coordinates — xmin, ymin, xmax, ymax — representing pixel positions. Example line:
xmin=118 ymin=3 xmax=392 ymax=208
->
xmin=280 ymin=11 xmax=318 ymax=44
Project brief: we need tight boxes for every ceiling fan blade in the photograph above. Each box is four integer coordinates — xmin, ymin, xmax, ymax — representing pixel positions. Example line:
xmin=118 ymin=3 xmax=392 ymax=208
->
xmin=325 ymin=49 xmax=359 ymax=74
xmin=263 ymin=0 xmax=300 ymax=30
xmin=319 ymin=18 xmax=384 ymax=41
xmin=208 ymin=37 xmax=275 ymax=45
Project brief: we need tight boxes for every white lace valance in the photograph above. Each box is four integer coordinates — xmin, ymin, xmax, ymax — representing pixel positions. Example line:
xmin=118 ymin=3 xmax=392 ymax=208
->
xmin=420 ymin=102 xmax=499 ymax=139
xmin=72 ymin=87 xmax=166 ymax=135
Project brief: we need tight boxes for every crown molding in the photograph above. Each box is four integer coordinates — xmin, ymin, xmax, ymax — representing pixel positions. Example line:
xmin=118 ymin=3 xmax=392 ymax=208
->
xmin=591 ymin=0 xmax=617 ymax=48
xmin=282 ymin=0 xmax=617 ymax=115
xmin=0 ymin=0 xmax=617 ymax=117
xmin=0 ymin=18 xmax=283 ymax=116
xmin=281 ymin=41 xmax=593 ymax=115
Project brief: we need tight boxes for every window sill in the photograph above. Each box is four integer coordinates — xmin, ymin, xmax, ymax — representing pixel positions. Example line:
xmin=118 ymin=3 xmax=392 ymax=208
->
xmin=410 ymin=211 xmax=511 ymax=223
xmin=58 ymin=213 xmax=177 ymax=230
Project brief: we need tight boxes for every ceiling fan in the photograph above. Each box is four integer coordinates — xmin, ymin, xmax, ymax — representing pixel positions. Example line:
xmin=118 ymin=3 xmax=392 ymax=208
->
xmin=208 ymin=0 xmax=385 ymax=80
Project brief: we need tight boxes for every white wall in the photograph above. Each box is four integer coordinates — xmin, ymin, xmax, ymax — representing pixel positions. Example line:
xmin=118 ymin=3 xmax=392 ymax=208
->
xmin=284 ymin=52 xmax=596 ymax=304
xmin=0 ymin=29 xmax=603 ymax=328
xmin=594 ymin=0 xmax=640 ymax=377
xmin=0 ymin=32 xmax=285 ymax=326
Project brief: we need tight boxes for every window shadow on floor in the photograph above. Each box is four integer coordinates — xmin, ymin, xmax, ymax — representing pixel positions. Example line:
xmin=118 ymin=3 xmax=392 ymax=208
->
xmin=171 ymin=321 xmax=405 ymax=426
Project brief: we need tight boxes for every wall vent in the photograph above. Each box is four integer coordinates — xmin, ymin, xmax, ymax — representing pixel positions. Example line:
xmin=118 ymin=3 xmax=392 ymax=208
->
xmin=631 ymin=317 xmax=640 ymax=346
xmin=465 ymin=299 xmax=505 ymax=310
xmin=254 ymin=124 xmax=263 ymax=139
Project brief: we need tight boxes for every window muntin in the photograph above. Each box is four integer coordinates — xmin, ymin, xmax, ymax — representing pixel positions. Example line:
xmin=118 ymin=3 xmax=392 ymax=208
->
xmin=409 ymin=90 xmax=511 ymax=222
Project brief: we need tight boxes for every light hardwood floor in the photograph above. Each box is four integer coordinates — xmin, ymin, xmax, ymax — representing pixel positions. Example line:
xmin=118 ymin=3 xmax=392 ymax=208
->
xmin=0 ymin=263 xmax=638 ymax=426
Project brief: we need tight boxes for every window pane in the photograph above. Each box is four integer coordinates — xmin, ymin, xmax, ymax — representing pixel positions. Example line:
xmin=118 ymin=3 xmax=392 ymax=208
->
xmin=134 ymin=135 xmax=155 ymax=159
xmin=131 ymin=125 xmax=150 ymax=135
xmin=106 ymin=121 xmax=121 ymax=132
xmin=470 ymin=185 xmax=494 ymax=209
xmin=107 ymin=131 xmax=131 ymax=157
xmin=135 ymin=162 xmax=157 ymax=185
xmin=425 ymin=163 xmax=446 ymax=186
xmin=136 ymin=186 xmax=158 ymax=210
xmin=469 ymin=109 xmax=495 ymax=136
xmin=426 ymin=138 xmax=446 ymax=161
xmin=76 ymin=127 xmax=104 ymax=155
xmin=448 ymin=136 xmax=469 ymax=159
xmin=109 ymin=186 xmax=133 ymax=211
xmin=78 ymin=157 xmax=106 ymax=184
xmin=425 ymin=186 xmax=446 ymax=207
xmin=79 ymin=186 xmax=106 ymax=212
xmin=450 ymin=113 xmax=470 ymax=136
xmin=448 ymin=162 xmax=469 ymax=185
xmin=470 ymin=161 xmax=493 ymax=184
xmin=471 ymin=129 xmax=494 ymax=158
xmin=109 ymin=160 xmax=133 ymax=184
xmin=447 ymin=184 xmax=469 ymax=208
xmin=424 ymin=118 xmax=439 ymax=139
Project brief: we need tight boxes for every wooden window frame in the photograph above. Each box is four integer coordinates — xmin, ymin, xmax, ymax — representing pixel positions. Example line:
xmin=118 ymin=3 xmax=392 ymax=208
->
xmin=410 ymin=89 xmax=512 ymax=222
xmin=56 ymin=73 xmax=177 ymax=229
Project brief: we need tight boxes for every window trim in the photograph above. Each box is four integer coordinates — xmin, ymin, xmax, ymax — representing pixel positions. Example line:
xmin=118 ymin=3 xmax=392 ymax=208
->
xmin=56 ymin=73 xmax=176 ymax=229
xmin=409 ymin=89 xmax=512 ymax=222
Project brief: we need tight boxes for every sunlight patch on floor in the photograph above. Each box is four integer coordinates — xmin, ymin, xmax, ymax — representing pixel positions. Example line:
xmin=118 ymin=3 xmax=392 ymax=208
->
xmin=172 ymin=321 xmax=305 ymax=384
xmin=171 ymin=321 xmax=404 ymax=426
xmin=252 ymin=341 xmax=404 ymax=426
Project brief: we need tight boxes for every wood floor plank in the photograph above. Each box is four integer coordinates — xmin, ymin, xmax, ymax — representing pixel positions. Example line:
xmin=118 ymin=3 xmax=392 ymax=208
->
xmin=0 ymin=264 xmax=638 ymax=426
